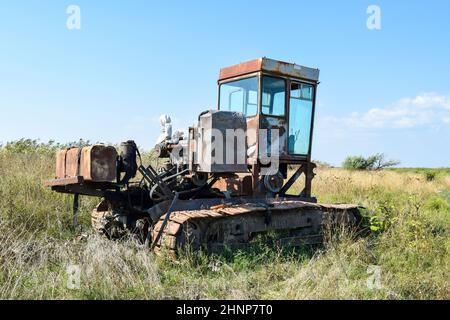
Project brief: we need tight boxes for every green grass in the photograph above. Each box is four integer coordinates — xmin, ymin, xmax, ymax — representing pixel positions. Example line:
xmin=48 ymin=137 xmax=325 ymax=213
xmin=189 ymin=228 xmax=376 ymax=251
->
xmin=0 ymin=141 xmax=449 ymax=300
xmin=389 ymin=167 xmax=450 ymax=174
xmin=389 ymin=168 xmax=450 ymax=182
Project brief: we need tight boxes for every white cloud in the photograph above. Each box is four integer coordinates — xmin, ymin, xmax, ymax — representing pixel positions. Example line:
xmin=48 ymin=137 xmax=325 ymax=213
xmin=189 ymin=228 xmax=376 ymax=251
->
xmin=323 ymin=93 xmax=450 ymax=129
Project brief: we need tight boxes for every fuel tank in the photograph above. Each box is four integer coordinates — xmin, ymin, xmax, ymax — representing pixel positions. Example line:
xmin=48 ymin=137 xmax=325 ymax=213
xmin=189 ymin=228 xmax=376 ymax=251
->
xmin=55 ymin=145 xmax=117 ymax=182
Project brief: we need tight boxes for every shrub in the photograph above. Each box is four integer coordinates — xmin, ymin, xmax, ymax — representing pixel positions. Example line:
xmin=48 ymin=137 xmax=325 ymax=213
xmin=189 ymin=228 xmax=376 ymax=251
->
xmin=342 ymin=153 xmax=400 ymax=170
xmin=425 ymin=170 xmax=437 ymax=182
xmin=313 ymin=160 xmax=332 ymax=168
xmin=425 ymin=197 xmax=450 ymax=211
xmin=342 ymin=156 xmax=370 ymax=170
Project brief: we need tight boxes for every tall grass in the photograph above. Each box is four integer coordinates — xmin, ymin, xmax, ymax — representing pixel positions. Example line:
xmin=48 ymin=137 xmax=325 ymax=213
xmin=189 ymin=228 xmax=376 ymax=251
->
xmin=0 ymin=141 xmax=449 ymax=300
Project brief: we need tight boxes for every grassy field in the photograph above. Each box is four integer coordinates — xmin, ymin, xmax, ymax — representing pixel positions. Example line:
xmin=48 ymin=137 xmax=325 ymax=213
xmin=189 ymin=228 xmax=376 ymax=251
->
xmin=0 ymin=141 xmax=449 ymax=300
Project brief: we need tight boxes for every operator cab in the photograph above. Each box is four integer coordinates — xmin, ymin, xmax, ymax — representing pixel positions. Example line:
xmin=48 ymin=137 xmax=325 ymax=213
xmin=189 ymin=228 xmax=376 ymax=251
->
xmin=218 ymin=57 xmax=319 ymax=163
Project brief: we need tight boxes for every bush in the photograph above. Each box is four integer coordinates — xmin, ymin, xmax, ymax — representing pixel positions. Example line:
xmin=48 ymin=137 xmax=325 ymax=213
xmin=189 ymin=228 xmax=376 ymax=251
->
xmin=313 ymin=160 xmax=332 ymax=168
xmin=425 ymin=170 xmax=438 ymax=182
xmin=342 ymin=153 xmax=400 ymax=170
xmin=425 ymin=197 xmax=450 ymax=211
xmin=1 ymin=138 xmax=91 ymax=156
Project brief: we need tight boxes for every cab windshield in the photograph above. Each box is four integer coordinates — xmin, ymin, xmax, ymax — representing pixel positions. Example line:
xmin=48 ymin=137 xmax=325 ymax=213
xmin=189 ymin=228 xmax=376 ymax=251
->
xmin=219 ymin=77 xmax=258 ymax=117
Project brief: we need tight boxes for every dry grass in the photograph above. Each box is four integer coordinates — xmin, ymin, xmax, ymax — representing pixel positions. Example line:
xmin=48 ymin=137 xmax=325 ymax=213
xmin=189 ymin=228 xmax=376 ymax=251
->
xmin=0 ymin=145 xmax=449 ymax=300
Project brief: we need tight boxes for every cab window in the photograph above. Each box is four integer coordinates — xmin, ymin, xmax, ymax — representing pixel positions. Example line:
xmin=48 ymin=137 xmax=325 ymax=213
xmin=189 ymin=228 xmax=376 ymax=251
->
xmin=219 ymin=77 xmax=258 ymax=117
xmin=288 ymin=82 xmax=314 ymax=155
xmin=261 ymin=76 xmax=286 ymax=116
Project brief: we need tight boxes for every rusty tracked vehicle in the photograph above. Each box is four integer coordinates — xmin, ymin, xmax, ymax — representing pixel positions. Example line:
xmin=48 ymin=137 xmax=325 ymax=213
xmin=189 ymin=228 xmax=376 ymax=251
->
xmin=46 ymin=58 xmax=362 ymax=254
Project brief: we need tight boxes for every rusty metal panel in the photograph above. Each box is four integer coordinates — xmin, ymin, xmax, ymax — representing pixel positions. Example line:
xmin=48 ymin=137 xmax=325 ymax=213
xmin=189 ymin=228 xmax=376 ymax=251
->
xmin=55 ymin=149 xmax=67 ymax=180
xmin=219 ymin=58 xmax=319 ymax=83
xmin=65 ymin=148 xmax=80 ymax=178
xmin=55 ymin=145 xmax=117 ymax=182
xmin=212 ymin=175 xmax=253 ymax=196
xmin=44 ymin=176 xmax=83 ymax=187
xmin=195 ymin=110 xmax=248 ymax=173
xmin=262 ymin=58 xmax=320 ymax=82
xmin=219 ymin=58 xmax=262 ymax=81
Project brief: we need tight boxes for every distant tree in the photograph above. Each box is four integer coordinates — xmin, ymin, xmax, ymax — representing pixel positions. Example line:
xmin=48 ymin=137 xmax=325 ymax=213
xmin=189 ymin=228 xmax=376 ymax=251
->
xmin=313 ymin=160 xmax=332 ymax=168
xmin=342 ymin=156 xmax=370 ymax=170
xmin=342 ymin=153 xmax=400 ymax=170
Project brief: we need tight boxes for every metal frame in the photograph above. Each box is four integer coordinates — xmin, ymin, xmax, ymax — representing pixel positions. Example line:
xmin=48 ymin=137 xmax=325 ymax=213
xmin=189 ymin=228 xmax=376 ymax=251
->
xmin=218 ymin=71 xmax=317 ymax=162
xmin=216 ymin=59 xmax=320 ymax=200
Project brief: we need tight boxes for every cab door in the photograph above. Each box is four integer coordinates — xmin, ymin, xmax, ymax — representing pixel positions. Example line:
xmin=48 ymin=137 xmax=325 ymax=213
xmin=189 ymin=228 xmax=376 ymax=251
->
xmin=259 ymin=76 xmax=289 ymax=160
xmin=288 ymin=82 xmax=315 ymax=156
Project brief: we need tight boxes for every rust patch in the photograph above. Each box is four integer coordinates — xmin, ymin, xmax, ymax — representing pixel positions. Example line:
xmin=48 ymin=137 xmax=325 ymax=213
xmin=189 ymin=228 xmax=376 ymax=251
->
xmin=219 ymin=58 xmax=262 ymax=81
xmin=212 ymin=175 xmax=253 ymax=196
xmin=219 ymin=58 xmax=320 ymax=82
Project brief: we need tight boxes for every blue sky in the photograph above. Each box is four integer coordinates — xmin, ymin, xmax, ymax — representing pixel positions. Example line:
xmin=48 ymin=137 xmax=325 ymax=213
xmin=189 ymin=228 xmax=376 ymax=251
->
xmin=0 ymin=0 xmax=449 ymax=167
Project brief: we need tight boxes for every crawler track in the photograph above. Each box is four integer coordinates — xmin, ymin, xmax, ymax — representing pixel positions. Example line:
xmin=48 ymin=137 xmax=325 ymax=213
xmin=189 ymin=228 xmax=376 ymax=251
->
xmin=151 ymin=200 xmax=362 ymax=254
